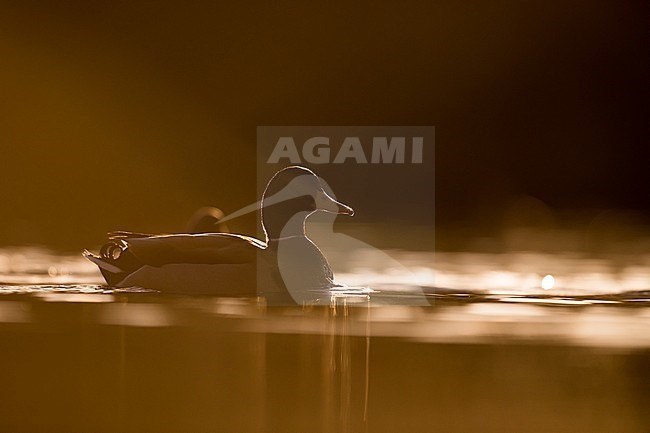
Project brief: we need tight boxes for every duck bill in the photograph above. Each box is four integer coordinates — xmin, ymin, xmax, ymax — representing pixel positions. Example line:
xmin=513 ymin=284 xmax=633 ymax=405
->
xmin=316 ymin=190 xmax=354 ymax=216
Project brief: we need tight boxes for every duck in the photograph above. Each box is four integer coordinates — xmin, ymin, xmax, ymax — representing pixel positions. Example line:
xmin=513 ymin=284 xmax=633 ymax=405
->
xmin=83 ymin=166 xmax=354 ymax=303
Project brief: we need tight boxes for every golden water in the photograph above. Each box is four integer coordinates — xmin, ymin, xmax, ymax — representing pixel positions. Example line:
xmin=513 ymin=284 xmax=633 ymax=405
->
xmin=0 ymin=247 xmax=648 ymax=433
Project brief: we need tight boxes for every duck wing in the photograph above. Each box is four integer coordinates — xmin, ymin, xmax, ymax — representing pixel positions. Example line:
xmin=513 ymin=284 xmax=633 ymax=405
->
xmin=124 ymin=233 xmax=265 ymax=266
xmin=108 ymin=230 xmax=163 ymax=239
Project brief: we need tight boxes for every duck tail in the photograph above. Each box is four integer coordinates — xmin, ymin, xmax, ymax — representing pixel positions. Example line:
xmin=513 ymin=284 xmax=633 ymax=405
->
xmin=185 ymin=206 xmax=230 ymax=234
xmin=83 ymin=241 xmax=139 ymax=286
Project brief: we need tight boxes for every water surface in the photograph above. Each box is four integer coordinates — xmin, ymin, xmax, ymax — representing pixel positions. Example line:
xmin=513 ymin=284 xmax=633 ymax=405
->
xmin=0 ymin=247 xmax=648 ymax=433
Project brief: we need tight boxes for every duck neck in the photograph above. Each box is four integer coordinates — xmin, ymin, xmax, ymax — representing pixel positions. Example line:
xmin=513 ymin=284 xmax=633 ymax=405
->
xmin=264 ymin=211 xmax=311 ymax=242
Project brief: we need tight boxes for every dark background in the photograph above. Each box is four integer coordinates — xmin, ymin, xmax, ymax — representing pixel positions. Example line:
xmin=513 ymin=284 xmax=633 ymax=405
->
xmin=0 ymin=1 xmax=648 ymax=250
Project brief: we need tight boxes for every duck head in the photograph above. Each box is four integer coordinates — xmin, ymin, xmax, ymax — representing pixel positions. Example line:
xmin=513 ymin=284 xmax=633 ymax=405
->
xmin=262 ymin=166 xmax=353 ymax=240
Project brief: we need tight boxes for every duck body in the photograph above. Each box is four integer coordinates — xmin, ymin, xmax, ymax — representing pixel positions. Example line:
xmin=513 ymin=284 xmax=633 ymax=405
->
xmin=86 ymin=233 xmax=263 ymax=296
xmin=84 ymin=166 xmax=353 ymax=302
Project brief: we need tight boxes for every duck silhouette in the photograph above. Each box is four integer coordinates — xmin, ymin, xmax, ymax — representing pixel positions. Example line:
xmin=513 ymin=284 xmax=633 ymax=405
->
xmin=84 ymin=166 xmax=354 ymax=303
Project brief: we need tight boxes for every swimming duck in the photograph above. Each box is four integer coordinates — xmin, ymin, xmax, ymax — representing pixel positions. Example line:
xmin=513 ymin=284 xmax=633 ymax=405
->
xmin=84 ymin=166 xmax=354 ymax=303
